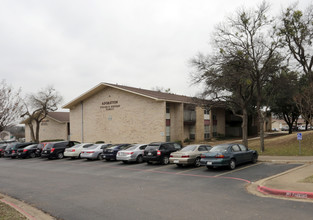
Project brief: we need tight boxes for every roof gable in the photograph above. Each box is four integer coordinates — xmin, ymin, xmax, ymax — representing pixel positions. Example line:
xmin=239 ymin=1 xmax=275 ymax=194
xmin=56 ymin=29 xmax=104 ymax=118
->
xmin=63 ymin=82 xmax=196 ymax=109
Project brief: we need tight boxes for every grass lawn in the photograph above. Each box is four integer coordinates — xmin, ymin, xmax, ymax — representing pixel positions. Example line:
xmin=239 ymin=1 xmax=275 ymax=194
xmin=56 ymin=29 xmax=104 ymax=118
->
xmin=301 ymin=175 xmax=313 ymax=183
xmin=248 ymin=130 xmax=313 ymax=156
xmin=0 ymin=197 xmax=27 ymax=220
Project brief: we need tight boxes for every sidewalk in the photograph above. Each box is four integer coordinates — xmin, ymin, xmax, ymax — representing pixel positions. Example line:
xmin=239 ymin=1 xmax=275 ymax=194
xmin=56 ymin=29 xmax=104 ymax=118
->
xmin=247 ymin=156 xmax=313 ymax=202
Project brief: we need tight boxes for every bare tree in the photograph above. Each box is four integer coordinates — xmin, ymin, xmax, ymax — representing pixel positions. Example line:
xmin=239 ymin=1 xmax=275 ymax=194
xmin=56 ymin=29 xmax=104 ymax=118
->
xmin=21 ymin=86 xmax=63 ymax=143
xmin=0 ymin=79 xmax=22 ymax=132
xmin=191 ymin=1 xmax=283 ymax=151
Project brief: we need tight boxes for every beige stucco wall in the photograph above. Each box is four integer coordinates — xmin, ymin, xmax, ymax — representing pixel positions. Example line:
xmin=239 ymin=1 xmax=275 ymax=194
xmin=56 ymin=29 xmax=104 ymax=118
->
xmin=69 ymin=87 xmax=166 ymax=143
xmin=25 ymin=118 xmax=68 ymax=142
xmin=169 ymin=103 xmax=184 ymax=142
xmin=195 ymin=106 xmax=204 ymax=142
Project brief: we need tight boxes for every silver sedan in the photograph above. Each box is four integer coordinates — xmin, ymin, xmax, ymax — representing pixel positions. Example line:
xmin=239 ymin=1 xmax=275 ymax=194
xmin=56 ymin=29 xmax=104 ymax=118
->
xmin=116 ymin=144 xmax=147 ymax=163
xmin=81 ymin=144 xmax=111 ymax=160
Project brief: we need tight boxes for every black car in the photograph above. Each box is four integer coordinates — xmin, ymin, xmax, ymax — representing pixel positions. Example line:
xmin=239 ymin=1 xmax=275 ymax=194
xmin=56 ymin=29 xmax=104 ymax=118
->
xmin=4 ymin=142 xmax=34 ymax=158
xmin=102 ymin=144 xmax=131 ymax=161
xmin=143 ymin=142 xmax=182 ymax=165
xmin=17 ymin=144 xmax=39 ymax=159
xmin=41 ymin=141 xmax=79 ymax=159
xmin=35 ymin=142 xmax=49 ymax=157
xmin=0 ymin=144 xmax=7 ymax=157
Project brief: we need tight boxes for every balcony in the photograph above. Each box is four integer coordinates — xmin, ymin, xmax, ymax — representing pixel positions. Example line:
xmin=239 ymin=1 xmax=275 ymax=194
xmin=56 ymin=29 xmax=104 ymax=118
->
xmin=184 ymin=111 xmax=196 ymax=124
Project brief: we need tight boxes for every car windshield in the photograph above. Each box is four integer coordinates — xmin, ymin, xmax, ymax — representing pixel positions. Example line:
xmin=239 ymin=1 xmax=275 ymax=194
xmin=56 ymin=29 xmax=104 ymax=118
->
xmin=180 ymin=145 xmax=197 ymax=152
xmin=5 ymin=143 xmax=16 ymax=150
xmin=210 ymin=145 xmax=229 ymax=153
xmin=43 ymin=143 xmax=54 ymax=150
xmin=72 ymin=144 xmax=86 ymax=148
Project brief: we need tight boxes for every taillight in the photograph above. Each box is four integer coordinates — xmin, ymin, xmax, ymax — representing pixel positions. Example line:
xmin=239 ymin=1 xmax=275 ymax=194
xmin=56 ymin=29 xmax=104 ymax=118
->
xmin=23 ymin=149 xmax=28 ymax=152
xmin=157 ymin=150 xmax=161 ymax=156
xmin=51 ymin=148 xmax=55 ymax=153
xmin=200 ymin=155 xmax=206 ymax=158
xmin=87 ymin=151 xmax=95 ymax=153
xmin=170 ymin=155 xmax=173 ymax=157
xmin=181 ymin=155 xmax=189 ymax=158
xmin=71 ymin=149 xmax=76 ymax=152
xmin=12 ymin=150 xmax=15 ymax=153
xmin=215 ymin=154 xmax=225 ymax=158
xmin=81 ymin=151 xmax=84 ymax=154
xmin=127 ymin=152 xmax=134 ymax=155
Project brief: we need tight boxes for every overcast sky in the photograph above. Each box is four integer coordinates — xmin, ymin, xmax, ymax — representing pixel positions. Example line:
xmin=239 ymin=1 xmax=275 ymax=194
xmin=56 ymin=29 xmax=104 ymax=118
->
xmin=1 ymin=0 xmax=311 ymax=109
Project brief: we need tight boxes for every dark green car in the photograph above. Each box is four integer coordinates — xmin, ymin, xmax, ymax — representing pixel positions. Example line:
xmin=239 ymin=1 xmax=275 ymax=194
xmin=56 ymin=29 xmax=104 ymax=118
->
xmin=200 ymin=143 xmax=258 ymax=170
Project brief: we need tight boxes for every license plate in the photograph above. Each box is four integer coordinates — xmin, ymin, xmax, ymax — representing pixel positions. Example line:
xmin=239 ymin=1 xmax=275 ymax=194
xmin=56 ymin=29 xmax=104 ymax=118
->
xmin=44 ymin=151 xmax=47 ymax=153
xmin=173 ymin=160 xmax=179 ymax=163
xmin=102 ymin=155 xmax=106 ymax=158
xmin=207 ymin=162 xmax=212 ymax=165
xmin=148 ymin=152 xmax=152 ymax=155
xmin=18 ymin=153 xmax=21 ymax=155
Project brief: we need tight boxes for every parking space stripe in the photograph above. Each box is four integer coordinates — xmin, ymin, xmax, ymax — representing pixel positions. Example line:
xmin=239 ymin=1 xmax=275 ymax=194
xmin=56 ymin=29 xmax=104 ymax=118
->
xmin=213 ymin=163 xmax=262 ymax=177
xmin=175 ymin=166 xmax=204 ymax=174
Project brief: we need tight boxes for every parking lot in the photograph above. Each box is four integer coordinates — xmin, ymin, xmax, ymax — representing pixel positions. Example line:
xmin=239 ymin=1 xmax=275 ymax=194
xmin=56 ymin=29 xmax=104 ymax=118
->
xmin=0 ymin=158 xmax=312 ymax=220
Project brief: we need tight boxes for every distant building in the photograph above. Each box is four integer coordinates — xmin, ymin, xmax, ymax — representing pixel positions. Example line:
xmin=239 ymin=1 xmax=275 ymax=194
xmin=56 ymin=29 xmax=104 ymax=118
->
xmin=63 ymin=83 xmax=257 ymax=143
xmin=23 ymin=112 xmax=70 ymax=142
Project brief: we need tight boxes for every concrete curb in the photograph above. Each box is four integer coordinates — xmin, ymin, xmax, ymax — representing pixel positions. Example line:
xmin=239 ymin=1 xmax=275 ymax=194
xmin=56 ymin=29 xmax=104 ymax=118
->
xmin=0 ymin=193 xmax=55 ymax=220
xmin=257 ymin=185 xmax=313 ymax=199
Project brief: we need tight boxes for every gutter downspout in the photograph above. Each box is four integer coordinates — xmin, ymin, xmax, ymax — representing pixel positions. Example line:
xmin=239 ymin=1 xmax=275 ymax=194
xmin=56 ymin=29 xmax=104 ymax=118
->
xmin=81 ymin=101 xmax=84 ymax=143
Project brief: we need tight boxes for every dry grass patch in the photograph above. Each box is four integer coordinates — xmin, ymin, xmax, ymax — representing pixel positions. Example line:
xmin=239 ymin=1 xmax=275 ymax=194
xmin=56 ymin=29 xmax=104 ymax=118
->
xmin=0 ymin=201 xmax=27 ymax=220
xmin=301 ymin=175 xmax=313 ymax=183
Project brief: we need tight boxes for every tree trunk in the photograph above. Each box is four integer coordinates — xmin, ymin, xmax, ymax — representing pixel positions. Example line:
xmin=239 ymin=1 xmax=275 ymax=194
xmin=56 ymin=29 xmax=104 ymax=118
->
xmin=35 ymin=120 xmax=40 ymax=143
xmin=256 ymin=82 xmax=265 ymax=152
xmin=28 ymin=122 xmax=36 ymax=142
xmin=242 ymin=108 xmax=248 ymax=147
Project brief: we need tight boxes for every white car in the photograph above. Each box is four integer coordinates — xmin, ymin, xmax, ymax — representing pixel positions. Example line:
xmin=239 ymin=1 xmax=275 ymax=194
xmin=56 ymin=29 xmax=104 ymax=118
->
xmin=81 ymin=144 xmax=111 ymax=160
xmin=64 ymin=143 xmax=93 ymax=159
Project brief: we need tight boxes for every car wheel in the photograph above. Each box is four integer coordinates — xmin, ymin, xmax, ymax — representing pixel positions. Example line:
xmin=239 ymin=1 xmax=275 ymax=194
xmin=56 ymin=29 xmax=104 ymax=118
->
xmin=229 ymin=159 xmax=236 ymax=170
xmin=97 ymin=154 xmax=102 ymax=160
xmin=57 ymin=152 xmax=64 ymax=159
xmin=122 ymin=161 xmax=128 ymax=164
xmin=136 ymin=155 xmax=143 ymax=163
xmin=252 ymin=154 xmax=257 ymax=164
xmin=162 ymin=156 xmax=169 ymax=165
xmin=78 ymin=153 xmax=81 ymax=159
xmin=30 ymin=152 xmax=36 ymax=158
xmin=194 ymin=157 xmax=201 ymax=167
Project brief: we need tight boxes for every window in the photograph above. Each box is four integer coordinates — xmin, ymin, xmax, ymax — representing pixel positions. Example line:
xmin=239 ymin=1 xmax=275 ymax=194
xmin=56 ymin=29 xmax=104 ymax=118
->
xmin=198 ymin=146 xmax=207 ymax=151
xmin=139 ymin=145 xmax=147 ymax=150
xmin=204 ymin=125 xmax=210 ymax=140
xmin=231 ymin=145 xmax=241 ymax=152
xmin=238 ymin=144 xmax=247 ymax=151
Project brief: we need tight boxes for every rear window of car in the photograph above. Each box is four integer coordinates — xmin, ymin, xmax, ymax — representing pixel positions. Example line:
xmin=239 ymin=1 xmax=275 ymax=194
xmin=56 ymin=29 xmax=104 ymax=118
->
xmin=180 ymin=145 xmax=197 ymax=152
xmin=126 ymin=145 xmax=138 ymax=151
xmin=25 ymin=144 xmax=38 ymax=149
xmin=87 ymin=145 xmax=99 ymax=150
xmin=210 ymin=145 xmax=229 ymax=153
xmin=145 ymin=145 xmax=160 ymax=151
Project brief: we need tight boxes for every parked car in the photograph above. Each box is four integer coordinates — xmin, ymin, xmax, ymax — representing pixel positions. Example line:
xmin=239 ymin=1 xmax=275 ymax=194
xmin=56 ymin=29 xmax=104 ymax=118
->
xmin=169 ymin=144 xmax=212 ymax=167
xmin=4 ymin=142 xmax=34 ymax=158
xmin=81 ymin=144 xmax=111 ymax=160
xmin=102 ymin=144 xmax=131 ymax=161
xmin=41 ymin=141 xmax=79 ymax=159
xmin=116 ymin=144 xmax=148 ymax=163
xmin=35 ymin=142 xmax=49 ymax=157
xmin=0 ymin=144 xmax=7 ymax=157
xmin=17 ymin=144 xmax=39 ymax=159
xmin=143 ymin=142 xmax=182 ymax=165
xmin=64 ymin=143 xmax=93 ymax=159
xmin=200 ymin=143 xmax=258 ymax=170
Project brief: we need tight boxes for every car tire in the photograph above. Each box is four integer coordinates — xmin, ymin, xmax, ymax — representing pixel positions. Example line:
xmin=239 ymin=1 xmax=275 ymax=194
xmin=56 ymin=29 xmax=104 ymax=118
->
xmin=252 ymin=154 xmax=257 ymax=164
xmin=229 ymin=159 xmax=236 ymax=170
xmin=146 ymin=161 xmax=152 ymax=165
xmin=105 ymin=159 xmax=110 ymax=161
xmin=57 ymin=152 xmax=64 ymax=159
xmin=162 ymin=156 xmax=169 ymax=165
xmin=122 ymin=161 xmax=128 ymax=164
xmin=97 ymin=154 xmax=102 ymax=160
xmin=30 ymin=152 xmax=36 ymax=158
xmin=78 ymin=153 xmax=81 ymax=159
xmin=176 ymin=164 xmax=183 ymax=167
xmin=136 ymin=155 xmax=143 ymax=163
xmin=194 ymin=157 xmax=201 ymax=167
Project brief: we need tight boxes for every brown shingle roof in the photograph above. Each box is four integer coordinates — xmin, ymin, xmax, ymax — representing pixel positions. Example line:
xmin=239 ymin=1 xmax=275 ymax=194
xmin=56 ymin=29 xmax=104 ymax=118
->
xmin=63 ymin=82 xmax=198 ymax=109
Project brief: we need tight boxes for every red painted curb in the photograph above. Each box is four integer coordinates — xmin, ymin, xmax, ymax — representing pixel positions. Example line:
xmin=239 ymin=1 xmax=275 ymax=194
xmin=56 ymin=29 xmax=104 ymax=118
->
xmin=258 ymin=185 xmax=313 ymax=199
xmin=0 ymin=198 xmax=37 ymax=220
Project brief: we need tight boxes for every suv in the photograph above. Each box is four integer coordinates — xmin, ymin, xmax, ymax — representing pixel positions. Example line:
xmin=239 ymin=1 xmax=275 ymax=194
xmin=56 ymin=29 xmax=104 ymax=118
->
xmin=41 ymin=141 xmax=79 ymax=159
xmin=143 ymin=142 xmax=182 ymax=165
